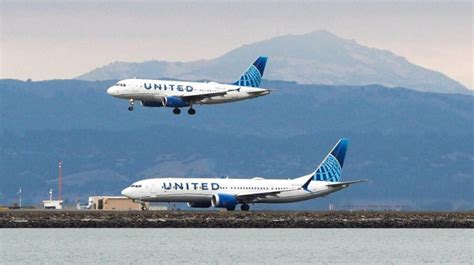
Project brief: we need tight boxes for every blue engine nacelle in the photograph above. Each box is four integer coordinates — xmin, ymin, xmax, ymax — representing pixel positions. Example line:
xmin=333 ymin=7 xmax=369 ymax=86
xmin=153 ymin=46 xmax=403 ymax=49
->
xmin=187 ymin=201 xmax=212 ymax=208
xmin=211 ymin=193 xmax=238 ymax=211
xmin=164 ymin=96 xmax=189 ymax=108
xmin=141 ymin=96 xmax=189 ymax=108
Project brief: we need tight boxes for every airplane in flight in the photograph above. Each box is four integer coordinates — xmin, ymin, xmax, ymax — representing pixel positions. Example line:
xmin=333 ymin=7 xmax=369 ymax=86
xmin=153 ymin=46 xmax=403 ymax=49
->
xmin=121 ymin=138 xmax=366 ymax=211
xmin=106 ymin=57 xmax=271 ymax=115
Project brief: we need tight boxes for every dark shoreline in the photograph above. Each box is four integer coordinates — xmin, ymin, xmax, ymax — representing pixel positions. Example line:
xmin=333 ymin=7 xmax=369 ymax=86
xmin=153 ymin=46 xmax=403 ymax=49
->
xmin=1 ymin=210 xmax=472 ymax=228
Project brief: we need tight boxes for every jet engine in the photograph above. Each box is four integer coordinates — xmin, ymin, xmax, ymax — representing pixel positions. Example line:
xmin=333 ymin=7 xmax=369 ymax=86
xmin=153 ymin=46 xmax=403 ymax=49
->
xmin=211 ymin=193 xmax=238 ymax=211
xmin=163 ymin=96 xmax=189 ymax=108
xmin=141 ymin=96 xmax=188 ymax=108
xmin=187 ymin=201 xmax=212 ymax=208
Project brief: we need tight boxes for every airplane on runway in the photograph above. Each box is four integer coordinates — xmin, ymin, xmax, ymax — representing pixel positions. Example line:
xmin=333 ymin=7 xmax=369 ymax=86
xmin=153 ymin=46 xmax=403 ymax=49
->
xmin=121 ymin=138 xmax=366 ymax=211
xmin=106 ymin=57 xmax=271 ymax=115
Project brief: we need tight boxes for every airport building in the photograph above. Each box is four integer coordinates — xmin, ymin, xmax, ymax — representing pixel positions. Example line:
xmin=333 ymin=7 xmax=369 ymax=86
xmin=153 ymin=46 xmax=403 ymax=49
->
xmin=87 ymin=196 xmax=148 ymax=210
xmin=42 ymin=189 xmax=63 ymax=209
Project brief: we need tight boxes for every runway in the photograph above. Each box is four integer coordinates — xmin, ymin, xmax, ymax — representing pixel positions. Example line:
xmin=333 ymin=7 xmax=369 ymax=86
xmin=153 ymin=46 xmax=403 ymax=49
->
xmin=1 ymin=210 xmax=472 ymax=228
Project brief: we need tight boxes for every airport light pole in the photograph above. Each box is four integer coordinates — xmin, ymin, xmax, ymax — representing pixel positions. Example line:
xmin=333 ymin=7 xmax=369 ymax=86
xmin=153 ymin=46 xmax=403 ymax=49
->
xmin=58 ymin=161 xmax=62 ymax=201
xmin=18 ymin=187 xmax=22 ymax=208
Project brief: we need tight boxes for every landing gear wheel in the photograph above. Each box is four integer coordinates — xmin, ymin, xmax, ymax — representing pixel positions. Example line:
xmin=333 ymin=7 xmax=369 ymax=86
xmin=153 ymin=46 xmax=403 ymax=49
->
xmin=141 ymin=203 xmax=146 ymax=211
xmin=128 ymin=99 xmax=134 ymax=111
xmin=240 ymin=204 xmax=250 ymax=211
xmin=128 ymin=106 xmax=134 ymax=111
xmin=188 ymin=108 xmax=196 ymax=115
xmin=173 ymin=108 xmax=181 ymax=115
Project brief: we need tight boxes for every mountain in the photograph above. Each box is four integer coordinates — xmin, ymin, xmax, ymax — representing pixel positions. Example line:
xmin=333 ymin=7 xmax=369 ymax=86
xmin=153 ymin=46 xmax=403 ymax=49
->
xmin=0 ymin=79 xmax=473 ymax=210
xmin=77 ymin=30 xmax=470 ymax=94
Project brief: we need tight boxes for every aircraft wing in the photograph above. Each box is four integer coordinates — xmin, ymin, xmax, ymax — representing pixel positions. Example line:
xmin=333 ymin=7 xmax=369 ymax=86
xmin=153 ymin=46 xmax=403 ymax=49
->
xmin=180 ymin=88 xmax=241 ymax=101
xmin=181 ymin=91 xmax=227 ymax=100
xmin=236 ymin=188 xmax=299 ymax=203
xmin=326 ymin=179 xmax=367 ymax=188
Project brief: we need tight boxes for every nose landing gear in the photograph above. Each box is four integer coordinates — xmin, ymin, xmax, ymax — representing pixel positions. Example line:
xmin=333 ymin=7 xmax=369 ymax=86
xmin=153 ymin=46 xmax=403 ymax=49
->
xmin=128 ymin=99 xmax=134 ymax=111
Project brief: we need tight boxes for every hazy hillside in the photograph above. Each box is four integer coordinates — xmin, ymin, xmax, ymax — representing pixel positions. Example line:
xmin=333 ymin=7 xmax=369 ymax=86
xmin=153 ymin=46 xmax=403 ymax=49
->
xmin=77 ymin=30 xmax=470 ymax=94
xmin=0 ymin=79 xmax=473 ymax=210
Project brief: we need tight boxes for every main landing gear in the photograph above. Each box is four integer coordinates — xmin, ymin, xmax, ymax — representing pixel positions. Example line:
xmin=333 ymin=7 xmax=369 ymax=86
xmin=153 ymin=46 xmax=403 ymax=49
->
xmin=240 ymin=204 xmax=250 ymax=211
xmin=172 ymin=107 xmax=196 ymax=115
xmin=128 ymin=99 xmax=134 ymax=111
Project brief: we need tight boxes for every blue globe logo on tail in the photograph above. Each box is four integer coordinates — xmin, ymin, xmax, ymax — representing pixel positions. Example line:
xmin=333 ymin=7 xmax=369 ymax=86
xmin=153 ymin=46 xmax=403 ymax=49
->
xmin=313 ymin=154 xmax=342 ymax=182
xmin=312 ymin=138 xmax=349 ymax=182
xmin=233 ymin=57 xmax=267 ymax=87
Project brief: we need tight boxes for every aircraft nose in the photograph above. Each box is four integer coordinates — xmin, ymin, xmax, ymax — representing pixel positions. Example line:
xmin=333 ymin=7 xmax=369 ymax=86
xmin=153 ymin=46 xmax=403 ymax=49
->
xmin=107 ymin=86 xmax=117 ymax=96
xmin=121 ymin=187 xmax=132 ymax=198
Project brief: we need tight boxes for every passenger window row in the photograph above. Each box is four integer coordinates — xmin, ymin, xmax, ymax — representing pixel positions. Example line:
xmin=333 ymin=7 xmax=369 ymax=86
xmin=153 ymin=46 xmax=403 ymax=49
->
xmin=228 ymin=187 xmax=288 ymax=190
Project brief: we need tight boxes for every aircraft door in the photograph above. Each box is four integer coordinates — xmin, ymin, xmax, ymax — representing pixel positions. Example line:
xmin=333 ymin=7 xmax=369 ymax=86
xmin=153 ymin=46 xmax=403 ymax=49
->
xmin=131 ymin=85 xmax=139 ymax=93
xmin=151 ymin=183 xmax=158 ymax=193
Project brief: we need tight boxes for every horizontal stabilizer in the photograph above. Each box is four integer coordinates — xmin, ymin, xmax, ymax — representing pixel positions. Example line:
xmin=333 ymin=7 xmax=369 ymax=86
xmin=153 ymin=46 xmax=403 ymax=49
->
xmin=326 ymin=179 xmax=367 ymax=188
xmin=246 ymin=89 xmax=273 ymax=95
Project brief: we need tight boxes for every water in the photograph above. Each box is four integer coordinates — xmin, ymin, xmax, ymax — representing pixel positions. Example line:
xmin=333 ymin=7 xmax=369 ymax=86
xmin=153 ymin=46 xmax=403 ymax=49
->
xmin=1 ymin=229 xmax=472 ymax=264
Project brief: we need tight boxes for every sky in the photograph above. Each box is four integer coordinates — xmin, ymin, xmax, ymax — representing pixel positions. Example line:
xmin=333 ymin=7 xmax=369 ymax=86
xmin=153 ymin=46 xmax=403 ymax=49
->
xmin=1 ymin=0 xmax=472 ymax=89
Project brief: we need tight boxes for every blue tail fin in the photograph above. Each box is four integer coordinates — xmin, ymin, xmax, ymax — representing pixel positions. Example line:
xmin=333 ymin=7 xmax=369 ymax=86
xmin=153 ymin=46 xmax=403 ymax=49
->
xmin=312 ymin=138 xmax=349 ymax=182
xmin=232 ymin=56 xmax=267 ymax=87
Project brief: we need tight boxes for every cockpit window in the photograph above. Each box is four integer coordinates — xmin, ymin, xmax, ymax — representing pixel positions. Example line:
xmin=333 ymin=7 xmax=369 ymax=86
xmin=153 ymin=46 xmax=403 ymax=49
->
xmin=130 ymin=184 xmax=142 ymax=188
xmin=115 ymin=83 xmax=126 ymax=87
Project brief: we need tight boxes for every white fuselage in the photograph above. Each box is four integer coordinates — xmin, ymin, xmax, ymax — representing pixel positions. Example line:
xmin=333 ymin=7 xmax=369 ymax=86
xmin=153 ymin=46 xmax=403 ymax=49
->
xmin=120 ymin=138 xmax=363 ymax=210
xmin=121 ymin=176 xmax=345 ymax=204
xmin=107 ymin=79 xmax=270 ymax=105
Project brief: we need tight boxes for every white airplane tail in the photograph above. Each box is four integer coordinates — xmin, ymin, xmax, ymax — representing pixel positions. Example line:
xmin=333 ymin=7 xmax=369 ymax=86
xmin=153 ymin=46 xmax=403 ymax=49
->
xmin=232 ymin=56 xmax=268 ymax=87
xmin=312 ymin=138 xmax=348 ymax=182
xmin=300 ymin=138 xmax=350 ymax=189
